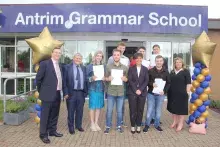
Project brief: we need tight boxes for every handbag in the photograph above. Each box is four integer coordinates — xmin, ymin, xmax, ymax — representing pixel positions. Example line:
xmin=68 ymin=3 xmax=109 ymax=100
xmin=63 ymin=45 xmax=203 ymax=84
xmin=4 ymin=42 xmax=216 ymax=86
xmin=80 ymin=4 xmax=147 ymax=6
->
xmin=189 ymin=122 xmax=206 ymax=135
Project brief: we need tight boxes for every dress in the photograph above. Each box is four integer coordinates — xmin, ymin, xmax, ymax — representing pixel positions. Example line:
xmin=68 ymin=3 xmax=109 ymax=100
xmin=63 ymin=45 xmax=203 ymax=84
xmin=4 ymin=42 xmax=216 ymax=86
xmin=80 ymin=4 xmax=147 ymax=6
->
xmin=86 ymin=64 xmax=105 ymax=110
xmin=167 ymin=69 xmax=191 ymax=115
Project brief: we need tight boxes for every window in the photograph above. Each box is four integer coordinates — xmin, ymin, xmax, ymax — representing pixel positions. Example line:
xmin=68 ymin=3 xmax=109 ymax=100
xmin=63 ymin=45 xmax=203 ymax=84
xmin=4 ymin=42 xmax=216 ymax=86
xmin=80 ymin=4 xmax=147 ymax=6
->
xmin=17 ymin=46 xmax=31 ymax=72
xmin=17 ymin=78 xmax=30 ymax=95
xmin=1 ymin=78 xmax=15 ymax=95
xmin=1 ymin=46 xmax=15 ymax=72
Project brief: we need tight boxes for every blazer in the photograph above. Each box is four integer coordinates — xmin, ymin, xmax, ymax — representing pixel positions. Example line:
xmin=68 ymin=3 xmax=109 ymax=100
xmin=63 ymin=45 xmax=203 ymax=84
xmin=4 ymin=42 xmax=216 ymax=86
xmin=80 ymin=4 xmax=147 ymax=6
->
xmin=36 ymin=59 xmax=63 ymax=102
xmin=127 ymin=65 xmax=149 ymax=97
xmin=63 ymin=62 xmax=88 ymax=98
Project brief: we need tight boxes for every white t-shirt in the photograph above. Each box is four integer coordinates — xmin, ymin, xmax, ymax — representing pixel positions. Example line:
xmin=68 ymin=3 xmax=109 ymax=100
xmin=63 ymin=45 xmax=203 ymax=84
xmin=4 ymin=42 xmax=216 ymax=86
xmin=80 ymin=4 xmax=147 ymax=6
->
xmin=142 ymin=60 xmax=150 ymax=68
xmin=137 ymin=66 xmax=141 ymax=77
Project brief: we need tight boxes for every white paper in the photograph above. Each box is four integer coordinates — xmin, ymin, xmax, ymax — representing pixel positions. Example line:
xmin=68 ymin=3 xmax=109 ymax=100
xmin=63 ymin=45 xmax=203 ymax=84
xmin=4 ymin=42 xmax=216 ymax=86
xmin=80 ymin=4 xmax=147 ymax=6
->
xmin=152 ymin=78 xmax=166 ymax=94
xmin=120 ymin=58 xmax=129 ymax=67
xmin=111 ymin=69 xmax=123 ymax=85
xmin=93 ymin=65 xmax=104 ymax=81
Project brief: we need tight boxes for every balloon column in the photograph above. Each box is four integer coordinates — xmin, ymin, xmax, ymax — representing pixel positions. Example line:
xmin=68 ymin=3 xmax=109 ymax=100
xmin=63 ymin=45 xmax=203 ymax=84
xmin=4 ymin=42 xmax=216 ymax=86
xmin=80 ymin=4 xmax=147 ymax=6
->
xmin=25 ymin=27 xmax=64 ymax=126
xmin=187 ymin=31 xmax=217 ymax=128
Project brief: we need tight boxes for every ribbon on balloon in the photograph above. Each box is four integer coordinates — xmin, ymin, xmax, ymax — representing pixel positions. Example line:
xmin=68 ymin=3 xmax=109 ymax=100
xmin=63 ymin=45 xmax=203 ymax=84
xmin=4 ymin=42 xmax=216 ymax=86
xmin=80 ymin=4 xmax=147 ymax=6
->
xmin=25 ymin=27 xmax=64 ymax=126
xmin=187 ymin=31 xmax=216 ymax=129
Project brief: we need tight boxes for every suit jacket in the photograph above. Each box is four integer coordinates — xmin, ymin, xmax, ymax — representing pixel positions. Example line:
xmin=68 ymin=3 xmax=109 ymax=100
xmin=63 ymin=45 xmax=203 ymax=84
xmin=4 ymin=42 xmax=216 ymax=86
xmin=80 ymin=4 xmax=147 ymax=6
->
xmin=36 ymin=59 xmax=63 ymax=102
xmin=127 ymin=65 xmax=149 ymax=97
xmin=63 ymin=62 xmax=88 ymax=98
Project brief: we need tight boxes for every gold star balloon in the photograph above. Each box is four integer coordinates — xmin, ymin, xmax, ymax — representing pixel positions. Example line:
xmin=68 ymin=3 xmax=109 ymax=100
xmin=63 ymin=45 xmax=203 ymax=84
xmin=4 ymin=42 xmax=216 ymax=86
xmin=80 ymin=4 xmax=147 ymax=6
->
xmin=25 ymin=26 xmax=64 ymax=65
xmin=192 ymin=31 xmax=217 ymax=67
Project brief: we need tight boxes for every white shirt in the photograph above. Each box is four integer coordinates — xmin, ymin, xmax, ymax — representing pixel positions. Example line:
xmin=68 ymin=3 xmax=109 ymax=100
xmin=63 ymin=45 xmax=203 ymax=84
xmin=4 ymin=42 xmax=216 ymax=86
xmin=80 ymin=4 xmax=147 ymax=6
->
xmin=52 ymin=58 xmax=62 ymax=90
xmin=174 ymin=68 xmax=183 ymax=74
xmin=142 ymin=60 xmax=150 ymax=68
xmin=137 ymin=66 xmax=141 ymax=77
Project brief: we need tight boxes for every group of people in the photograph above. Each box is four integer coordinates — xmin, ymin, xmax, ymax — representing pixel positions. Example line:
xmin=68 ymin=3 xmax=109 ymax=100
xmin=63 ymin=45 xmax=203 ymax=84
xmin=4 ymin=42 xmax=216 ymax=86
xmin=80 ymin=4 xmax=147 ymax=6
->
xmin=36 ymin=42 xmax=191 ymax=144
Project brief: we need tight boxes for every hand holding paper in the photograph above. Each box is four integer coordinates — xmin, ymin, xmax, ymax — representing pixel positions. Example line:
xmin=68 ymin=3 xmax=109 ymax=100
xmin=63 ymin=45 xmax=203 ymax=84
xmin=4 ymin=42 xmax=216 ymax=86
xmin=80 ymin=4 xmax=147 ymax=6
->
xmin=111 ymin=69 xmax=123 ymax=85
xmin=93 ymin=65 xmax=104 ymax=81
xmin=152 ymin=78 xmax=166 ymax=95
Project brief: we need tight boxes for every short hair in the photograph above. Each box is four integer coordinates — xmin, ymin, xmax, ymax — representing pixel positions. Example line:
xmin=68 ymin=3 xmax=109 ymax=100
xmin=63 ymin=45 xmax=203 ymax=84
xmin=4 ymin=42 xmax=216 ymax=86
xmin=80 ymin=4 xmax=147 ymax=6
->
xmin=137 ymin=46 xmax=146 ymax=52
xmin=112 ymin=49 xmax=121 ymax=54
xmin=92 ymin=50 xmax=105 ymax=64
xmin=155 ymin=55 xmax=164 ymax=61
xmin=153 ymin=44 xmax=160 ymax=49
xmin=73 ymin=53 xmax=83 ymax=59
xmin=52 ymin=47 xmax=61 ymax=52
xmin=117 ymin=42 xmax=126 ymax=47
xmin=133 ymin=53 xmax=143 ymax=59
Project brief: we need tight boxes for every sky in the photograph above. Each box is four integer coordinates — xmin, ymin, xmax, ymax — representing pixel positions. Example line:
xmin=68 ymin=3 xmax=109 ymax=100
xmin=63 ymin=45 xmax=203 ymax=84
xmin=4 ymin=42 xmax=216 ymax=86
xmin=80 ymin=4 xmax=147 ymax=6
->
xmin=0 ymin=0 xmax=219 ymax=18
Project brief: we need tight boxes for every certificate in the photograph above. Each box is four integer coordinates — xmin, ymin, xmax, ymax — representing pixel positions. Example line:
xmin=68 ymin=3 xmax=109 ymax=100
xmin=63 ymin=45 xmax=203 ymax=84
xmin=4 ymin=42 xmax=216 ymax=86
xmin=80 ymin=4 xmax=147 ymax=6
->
xmin=152 ymin=78 xmax=166 ymax=94
xmin=111 ymin=69 xmax=123 ymax=85
xmin=93 ymin=65 xmax=104 ymax=81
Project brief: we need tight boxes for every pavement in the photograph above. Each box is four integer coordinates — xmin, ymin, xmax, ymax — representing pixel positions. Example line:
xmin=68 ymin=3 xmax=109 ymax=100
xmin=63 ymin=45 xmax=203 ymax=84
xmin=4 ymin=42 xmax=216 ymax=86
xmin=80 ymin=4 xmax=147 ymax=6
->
xmin=0 ymin=100 xmax=220 ymax=147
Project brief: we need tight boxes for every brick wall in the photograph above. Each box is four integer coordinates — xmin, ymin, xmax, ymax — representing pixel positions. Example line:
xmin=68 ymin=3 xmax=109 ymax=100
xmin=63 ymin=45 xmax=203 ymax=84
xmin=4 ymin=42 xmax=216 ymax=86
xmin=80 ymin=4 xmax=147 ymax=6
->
xmin=208 ymin=29 xmax=220 ymax=100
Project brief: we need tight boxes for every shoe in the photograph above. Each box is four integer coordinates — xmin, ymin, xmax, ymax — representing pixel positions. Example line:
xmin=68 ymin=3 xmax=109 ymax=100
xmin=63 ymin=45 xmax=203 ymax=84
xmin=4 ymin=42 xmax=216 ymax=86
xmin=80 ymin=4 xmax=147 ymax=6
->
xmin=136 ymin=126 xmax=141 ymax=133
xmin=77 ymin=128 xmax=85 ymax=132
xmin=131 ymin=127 xmax=135 ymax=134
xmin=143 ymin=125 xmax=149 ymax=133
xmin=155 ymin=126 xmax=163 ymax=132
xmin=95 ymin=123 xmax=101 ymax=131
xmin=69 ymin=128 xmax=75 ymax=134
xmin=49 ymin=132 xmax=63 ymax=137
xmin=104 ymin=128 xmax=110 ymax=134
xmin=90 ymin=123 xmax=97 ymax=132
xmin=117 ymin=126 xmax=124 ymax=134
xmin=39 ymin=136 xmax=50 ymax=144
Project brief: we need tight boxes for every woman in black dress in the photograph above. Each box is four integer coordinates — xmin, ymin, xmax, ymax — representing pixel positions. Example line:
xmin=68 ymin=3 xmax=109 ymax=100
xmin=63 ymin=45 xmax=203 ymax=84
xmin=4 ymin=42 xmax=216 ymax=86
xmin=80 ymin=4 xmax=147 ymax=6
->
xmin=167 ymin=57 xmax=191 ymax=132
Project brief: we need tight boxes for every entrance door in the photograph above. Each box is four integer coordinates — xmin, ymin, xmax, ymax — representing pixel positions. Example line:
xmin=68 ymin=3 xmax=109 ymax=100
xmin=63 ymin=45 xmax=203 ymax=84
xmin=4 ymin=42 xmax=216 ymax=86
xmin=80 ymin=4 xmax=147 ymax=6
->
xmin=106 ymin=41 xmax=144 ymax=62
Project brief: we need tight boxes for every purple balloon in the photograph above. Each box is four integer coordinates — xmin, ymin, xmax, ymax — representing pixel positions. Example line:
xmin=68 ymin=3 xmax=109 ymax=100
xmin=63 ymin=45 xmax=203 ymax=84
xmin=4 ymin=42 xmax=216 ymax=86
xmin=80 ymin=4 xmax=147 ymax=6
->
xmin=195 ymin=62 xmax=202 ymax=68
xmin=194 ymin=68 xmax=201 ymax=76
xmin=192 ymin=75 xmax=197 ymax=80
xmin=196 ymin=87 xmax=204 ymax=95
xmin=205 ymin=75 xmax=212 ymax=81
xmin=198 ymin=105 xmax=206 ymax=113
xmin=201 ymin=81 xmax=209 ymax=88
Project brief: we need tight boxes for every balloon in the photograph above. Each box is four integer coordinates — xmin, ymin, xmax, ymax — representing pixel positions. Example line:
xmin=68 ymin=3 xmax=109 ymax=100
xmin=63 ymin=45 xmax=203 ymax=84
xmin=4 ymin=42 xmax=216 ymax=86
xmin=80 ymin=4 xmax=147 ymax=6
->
xmin=190 ymin=104 xmax=197 ymax=111
xmin=37 ymin=111 xmax=41 ymax=118
xmin=196 ymin=87 xmax=204 ymax=95
xmin=193 ymin=68 xmax=201 ymax=76
xmin=198 ymin=105 xmax=206 ymax=113
xmin=195 ymin=62 xmax=202 ymax=68
xmin=200 ymin=81 xmax=209 ymax=88
xmin=192 ymin=75 xmax=197 ymax=80
xmin=199 ymin=93 xmax=208 ymax=101
xmin=35 ymin=104 xmax=41 ymax=111
xmin=189 ymin=115 xmax=195 ymax=122
xmin=25 ymin=27 xmax=64 ymax=64
xmin=190 ymin=98 xmax=196 ymax=103
xmin=193 ymin=110 xmax=201 ymax=118
xmin=189 ymin=110 xmax=194 ymax=114
xmin=204 ymin=100 xmax=211 ymax=106
xmin=201 ymin=110 xmax=209 ymax=118
xmin=197 ymin=116 xmax=206 ymax=123
xmin=35 ymin=116 xmax=40 ymax=124
xmin=37 ymin=99 xmax=42 ymax=106
xmin=201 ymin=68 xmax=209 ymax=76
xmin=196 ymin=74 xmax=205 ymax=82
xmin=34 ymin=91 xmax=39 ymax=99
xmin=195 ymin=99 xmax=203 ymax=107
xmin=204 ymin=87 xmax=211 ymax=94
xmin=191 ymin=93 xmax=199 ymax=99
xmin=192 ymin=80 xmax=200 ymax=88
xmin=190 ymin=87 xmax=196 ymax=93
xmin=192 ymin=31 xmax=217 ymax=68
xmin=205 ymin=75 xmax=212 ymax=81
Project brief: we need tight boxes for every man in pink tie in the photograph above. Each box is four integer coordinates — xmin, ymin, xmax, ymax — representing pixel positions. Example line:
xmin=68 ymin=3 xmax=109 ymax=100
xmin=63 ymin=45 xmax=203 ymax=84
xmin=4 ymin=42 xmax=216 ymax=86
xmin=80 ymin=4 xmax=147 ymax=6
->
xmin=36 ymin=47 xmax=63 ymax=144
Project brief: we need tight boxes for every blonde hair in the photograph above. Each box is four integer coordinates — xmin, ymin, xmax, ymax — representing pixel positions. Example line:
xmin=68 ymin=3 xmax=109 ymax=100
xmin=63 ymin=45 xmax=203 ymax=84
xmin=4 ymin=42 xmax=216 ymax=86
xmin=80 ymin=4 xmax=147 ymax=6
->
xmin=117 ymin=42 xmax=126 ymax=47
xmin=173 ymin=57 xmax=186 ymax=70
xmin=92 ymin=50 xmax=105 ymax=65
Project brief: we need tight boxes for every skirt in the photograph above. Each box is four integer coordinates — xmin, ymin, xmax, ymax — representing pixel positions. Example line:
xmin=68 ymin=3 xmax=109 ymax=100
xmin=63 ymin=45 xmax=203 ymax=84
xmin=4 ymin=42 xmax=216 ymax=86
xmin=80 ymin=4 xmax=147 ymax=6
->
xmin=89 ymin=91 xmax=104 ymax=109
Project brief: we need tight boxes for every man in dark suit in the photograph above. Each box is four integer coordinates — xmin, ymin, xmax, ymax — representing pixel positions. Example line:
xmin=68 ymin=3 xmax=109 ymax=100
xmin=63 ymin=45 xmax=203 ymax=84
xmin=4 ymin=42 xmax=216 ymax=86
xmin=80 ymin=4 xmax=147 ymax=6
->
xmin=36 ymin=47 xmax=63 ymax=144
xmin=127 ymin=53 xmax=149 ymax=134
xmin=63 ymin=53 xmax=88 ymax=135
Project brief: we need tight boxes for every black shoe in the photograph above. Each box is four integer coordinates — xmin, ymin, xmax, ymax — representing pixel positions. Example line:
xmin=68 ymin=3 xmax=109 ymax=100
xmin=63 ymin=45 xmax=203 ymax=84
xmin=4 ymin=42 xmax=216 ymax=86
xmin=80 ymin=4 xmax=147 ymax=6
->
xmin=49 ymin=132 xmax=63 ymax=137
xmin=39 ymin=136 xmax=50 ymax=144
xmin=77 ymin=128 xmax=85 ymax=132
xmin=104 ymin=128 xmax=110 ymax=134
xmin=155 ymin=126 xmax=163 ymax=132
xmin=69 ymin=128 xmax=75 ymax=134
xmin=143 ymin=125 xmax=149 ymax=133
xmin=160 ymin=122 xmax=162 ymax=125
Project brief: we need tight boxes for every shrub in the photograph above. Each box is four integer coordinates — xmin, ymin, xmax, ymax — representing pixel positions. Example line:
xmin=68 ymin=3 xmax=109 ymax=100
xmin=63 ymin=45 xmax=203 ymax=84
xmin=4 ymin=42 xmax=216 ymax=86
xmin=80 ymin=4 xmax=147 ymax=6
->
xmin=27 ymin=95 xmax=36 ymax=103
xmin=6 ymin=98 xmax=29 ymax=113
xmin=210 ymin=100 xmax=220 ymax=109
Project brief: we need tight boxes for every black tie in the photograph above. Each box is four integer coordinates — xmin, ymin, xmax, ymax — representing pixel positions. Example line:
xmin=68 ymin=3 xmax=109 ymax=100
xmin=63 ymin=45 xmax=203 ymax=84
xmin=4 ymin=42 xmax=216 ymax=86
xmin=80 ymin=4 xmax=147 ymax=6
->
xmin=76 ymin=65 xmax=81 ymax=89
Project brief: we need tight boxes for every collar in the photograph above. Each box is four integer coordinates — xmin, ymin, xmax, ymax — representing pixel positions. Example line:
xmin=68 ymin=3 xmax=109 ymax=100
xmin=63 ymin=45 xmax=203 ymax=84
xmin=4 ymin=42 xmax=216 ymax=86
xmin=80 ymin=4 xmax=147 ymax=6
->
xmin=113 ymin=62 xmax=122 ymax=67
xmin=174 ymin=68 xmax=183 ymax=74
xmin=153 ymin=66 xmax=165 ymax=72
xmin=51 ymin=58 xmax=58 ymax=64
